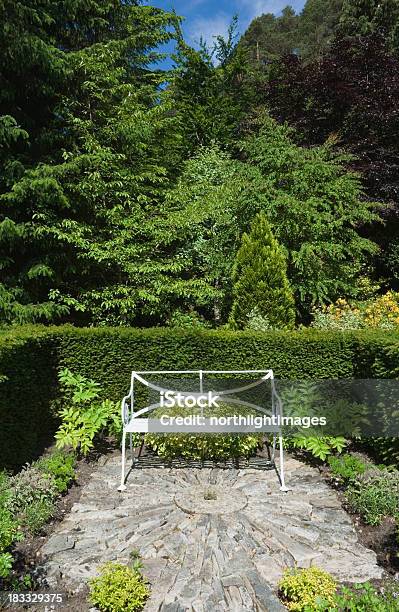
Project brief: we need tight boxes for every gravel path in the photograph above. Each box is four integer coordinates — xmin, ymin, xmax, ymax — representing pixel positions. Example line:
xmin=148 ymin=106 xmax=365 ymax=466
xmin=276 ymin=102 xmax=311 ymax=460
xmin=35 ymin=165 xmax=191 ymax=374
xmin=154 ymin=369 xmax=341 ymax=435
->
xmin=40 ymin=454 xmax=383 ymax=611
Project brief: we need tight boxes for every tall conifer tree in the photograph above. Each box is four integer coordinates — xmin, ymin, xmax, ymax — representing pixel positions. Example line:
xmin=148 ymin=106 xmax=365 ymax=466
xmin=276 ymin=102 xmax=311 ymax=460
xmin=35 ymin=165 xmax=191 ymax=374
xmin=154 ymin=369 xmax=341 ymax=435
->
xmin=229 ymin=213 xmax=296 ymax=330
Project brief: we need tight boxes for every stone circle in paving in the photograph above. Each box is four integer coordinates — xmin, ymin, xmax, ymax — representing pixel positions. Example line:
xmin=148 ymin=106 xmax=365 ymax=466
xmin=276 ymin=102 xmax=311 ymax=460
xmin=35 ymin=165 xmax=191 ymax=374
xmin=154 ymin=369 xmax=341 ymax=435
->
xmin=40 ymin=453 xmax=384 ymax=611
xmin=174 ymin=485 xmax=248 ymax=515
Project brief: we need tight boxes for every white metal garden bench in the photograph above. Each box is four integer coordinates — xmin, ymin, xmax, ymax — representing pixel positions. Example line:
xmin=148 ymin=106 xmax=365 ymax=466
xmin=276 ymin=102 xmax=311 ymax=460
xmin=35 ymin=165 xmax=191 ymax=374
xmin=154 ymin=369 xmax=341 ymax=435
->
xmin=118 ymin=369 xmax=288 ymax=492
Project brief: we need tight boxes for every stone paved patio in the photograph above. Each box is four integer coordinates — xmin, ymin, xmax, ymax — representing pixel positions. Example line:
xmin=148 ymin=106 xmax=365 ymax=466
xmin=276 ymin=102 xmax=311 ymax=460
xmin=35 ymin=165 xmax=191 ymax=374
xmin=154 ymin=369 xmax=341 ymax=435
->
xmin=40 ymin=454 xmax=384 ymax=611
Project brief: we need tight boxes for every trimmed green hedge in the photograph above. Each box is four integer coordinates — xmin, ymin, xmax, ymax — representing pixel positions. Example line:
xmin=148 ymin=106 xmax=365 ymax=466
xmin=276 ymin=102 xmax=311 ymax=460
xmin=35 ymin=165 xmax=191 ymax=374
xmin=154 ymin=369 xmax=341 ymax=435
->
xmin=1 ymin=325 xmax=399 ymax=469
xmin=0 ymin=328 xmax=59 ymax=470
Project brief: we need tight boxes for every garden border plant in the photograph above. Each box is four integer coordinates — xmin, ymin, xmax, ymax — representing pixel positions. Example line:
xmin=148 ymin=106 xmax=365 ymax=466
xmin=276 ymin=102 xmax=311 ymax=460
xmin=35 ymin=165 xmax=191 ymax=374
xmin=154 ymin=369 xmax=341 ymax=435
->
xmin=278 ymin=566 xmax=399 ymax=611
xmin=0 ymin=449 xmax=76 ymax=588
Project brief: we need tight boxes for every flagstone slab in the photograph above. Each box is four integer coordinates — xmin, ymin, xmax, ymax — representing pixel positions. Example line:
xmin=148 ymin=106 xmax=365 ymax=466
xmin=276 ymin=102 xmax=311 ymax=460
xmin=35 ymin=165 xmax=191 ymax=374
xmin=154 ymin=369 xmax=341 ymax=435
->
xmin=39 ymin=454 xmax=384 ymax=610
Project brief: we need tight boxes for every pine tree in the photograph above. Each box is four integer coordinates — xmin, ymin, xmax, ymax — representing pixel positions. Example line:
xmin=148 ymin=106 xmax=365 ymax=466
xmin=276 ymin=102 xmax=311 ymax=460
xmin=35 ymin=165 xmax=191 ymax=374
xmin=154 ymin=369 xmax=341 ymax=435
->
xmin=338 ymin=0 xmax=399 ymax=50
xmin=0 ymin=1 xmax=179 ymax=325
xmin=229 ymin=213 xmax=296 ymax=330
xmin=238 ymin=7 xmax=300 ymax=65
xmin=299 ymin=0 xmax=343 ymax=60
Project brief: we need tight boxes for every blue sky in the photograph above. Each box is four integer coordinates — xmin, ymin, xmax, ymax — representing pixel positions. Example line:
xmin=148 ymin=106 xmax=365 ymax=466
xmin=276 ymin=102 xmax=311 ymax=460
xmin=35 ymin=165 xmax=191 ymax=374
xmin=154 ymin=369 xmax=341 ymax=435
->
xmin=150 ymin=0 xmax=306 ymax=47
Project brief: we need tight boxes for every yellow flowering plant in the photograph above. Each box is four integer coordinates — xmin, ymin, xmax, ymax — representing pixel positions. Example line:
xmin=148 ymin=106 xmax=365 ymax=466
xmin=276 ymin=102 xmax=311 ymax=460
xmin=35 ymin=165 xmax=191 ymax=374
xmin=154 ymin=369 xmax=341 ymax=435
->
xmin=312 ymin=292 xmax=399 ymax=330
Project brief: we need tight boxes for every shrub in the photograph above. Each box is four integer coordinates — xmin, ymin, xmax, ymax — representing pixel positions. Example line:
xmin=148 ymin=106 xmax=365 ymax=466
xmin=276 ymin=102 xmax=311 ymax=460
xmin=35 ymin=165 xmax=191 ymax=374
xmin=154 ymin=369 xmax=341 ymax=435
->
xmin=88 ymin=562 xmax=149 ymax=612
xmin=280 ymin=381 xmax=347 ymax=460
xmin=5 ymin=465 xmax=57 ymax=516
xmin=2 ymin=325 xmax=399 ymax=469
xmin=0 ymin=552 xmax=13 ymax=579
xmin=246 ymin=307 xmax=274 ymax=331
xmin=0 ymin=450 xmax=74 ymax=578
xmin=0 ymin=327 xmax=58 ymax=470
xmin=278 ymin=567 xmax=337 ymax=611
xmin=312 ymin=292 xmax=399 ymax=331
xmin=327 ymin=454 xmax=369 ymax=484
xmin=286 ymin=436 xmax=347 ymax=461
xmin=361 ymin=437 xmax=399 ymax=468
xmin=18 ymin=498 xmax=55 ymax=536
xmin=55 ymin=369 xmax=121 ymax=456
xmin=0 ymin=507 xmax=22 ymax=578
xmin=36 ymin=451 xmax=76 ymax=493
xmin=332 ymin=581 xmax=398 ymax=611
xmin=229 ymin=212 xmax=295 ymax=330
xmin=347 ymin=468 xmax=399 ymax=525
xmin=0 ymin=474 xmax=22 ymax=578
xmin=145 ymin=403 xmax=262 ymax=460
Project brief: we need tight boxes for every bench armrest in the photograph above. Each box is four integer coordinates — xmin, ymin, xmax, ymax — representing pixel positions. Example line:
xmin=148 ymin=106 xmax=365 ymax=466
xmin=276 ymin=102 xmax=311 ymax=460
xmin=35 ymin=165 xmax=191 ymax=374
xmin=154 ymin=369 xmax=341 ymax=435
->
xmin=121 ymin=393 xmax=132 ymax=426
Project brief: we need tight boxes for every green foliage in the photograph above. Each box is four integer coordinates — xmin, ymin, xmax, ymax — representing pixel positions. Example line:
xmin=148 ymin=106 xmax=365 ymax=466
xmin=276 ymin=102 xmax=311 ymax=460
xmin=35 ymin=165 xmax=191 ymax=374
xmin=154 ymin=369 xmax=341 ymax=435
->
xmin=168 ymin=310 xmax=211 ymax=330
xmin=2 ymin=325 xmax=399 ymax=469
xmin=0 ymin=473 xmax=22 ymax=578
xmin=18 ymin=498 xmax=55 ymax=536
xmin=287 ymin=436 xmax=347 ymax=461
xmin=362 ymin=437 xmax=399 ymax=467
xmin=5 ymin=465 xmax=58 ymax=535
xmin=0 ymin=328 xmax=58 ymax=470
xmin=35 ymin=451 xmax=76 ymax=493
xmin=239 ymin=117 xmax=380 ymax=317
xmin=4 ymin=465 xmax=57 ymax=516
xmin=280 ymin=380 xmax=348 ymax=460
xmin=347 ymin=468 xmax=399 ymax=525
xmin=331 ymin=581 xmax=398 ymax=611
xmin=279 ymin=571 xmax=398 ymax=611
xmin=164 ymin=116 xmax=378 ymax=324
xmin=298 ymin=0 xmax=344 ymax=60
xmin=55 ymin=369 xmax=121 ymax=455
xmin=278 ymin=566 xmax=337 ymax=611
xmin=0 ymin=448 xmax=75 ymax=580
xmin=238 ymin=7 xmax=300 ymax=63
xmin=0 ymin=0 xmax=179 ymax=327
xmin=159 ymin=145 xmax=242 ymax=324
xmin=239 ymin=0 xmax=343 ymax=63
xmin=171 ymin=18 xmax=260 ymax=153
xmin=145 ymin=403 xmax=262 ymax=461
xmin=339 ymin=0 xmax=399 ymax=51
xmin=0 ymin=552 xmax=13 ymax=579
xmin=0 ymin=507 xmax=22 ymax=578
xmin=89 ymin=562 xmax=150 ymax=612
xmin=229 ymin=212 xmax=296 ymax=330
xmin=246 ymin=308 xmax=274 ymax=332
xmin=327 ymin=454 xmax=369 ymax=483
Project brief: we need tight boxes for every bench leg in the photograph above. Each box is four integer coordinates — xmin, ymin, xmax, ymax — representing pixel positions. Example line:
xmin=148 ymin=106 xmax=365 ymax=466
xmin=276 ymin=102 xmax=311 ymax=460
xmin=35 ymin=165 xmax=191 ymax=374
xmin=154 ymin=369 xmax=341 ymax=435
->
xmin=279 ymin=433 xmax=289 ymax=492
xmin=271 ymin=434 xmax=277 ymax=463
xmin=118 ymin=429 xmax=127 ymax=491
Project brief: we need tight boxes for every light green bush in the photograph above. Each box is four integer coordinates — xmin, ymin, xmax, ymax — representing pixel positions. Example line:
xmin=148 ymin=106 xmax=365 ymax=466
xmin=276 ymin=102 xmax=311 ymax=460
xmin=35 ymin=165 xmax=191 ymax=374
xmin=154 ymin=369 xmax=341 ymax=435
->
xmin=278 ymin=567 xmax=337 ymax=611
xmin=145 ymin=403 xmax=263 ymax=460
xmin=89 ymin=562 xmax=149 ymax=612
xmin=36 ymin=450 xmax=76 ymax=493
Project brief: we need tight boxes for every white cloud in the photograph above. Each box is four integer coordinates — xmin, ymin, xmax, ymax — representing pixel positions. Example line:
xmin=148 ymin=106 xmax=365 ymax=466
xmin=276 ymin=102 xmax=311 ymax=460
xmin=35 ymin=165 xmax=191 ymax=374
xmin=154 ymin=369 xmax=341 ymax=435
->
xmin=236 ymin=0 xmax=304 ymax=22
xmin=186 ymin=12 xmax=231 ymax=47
